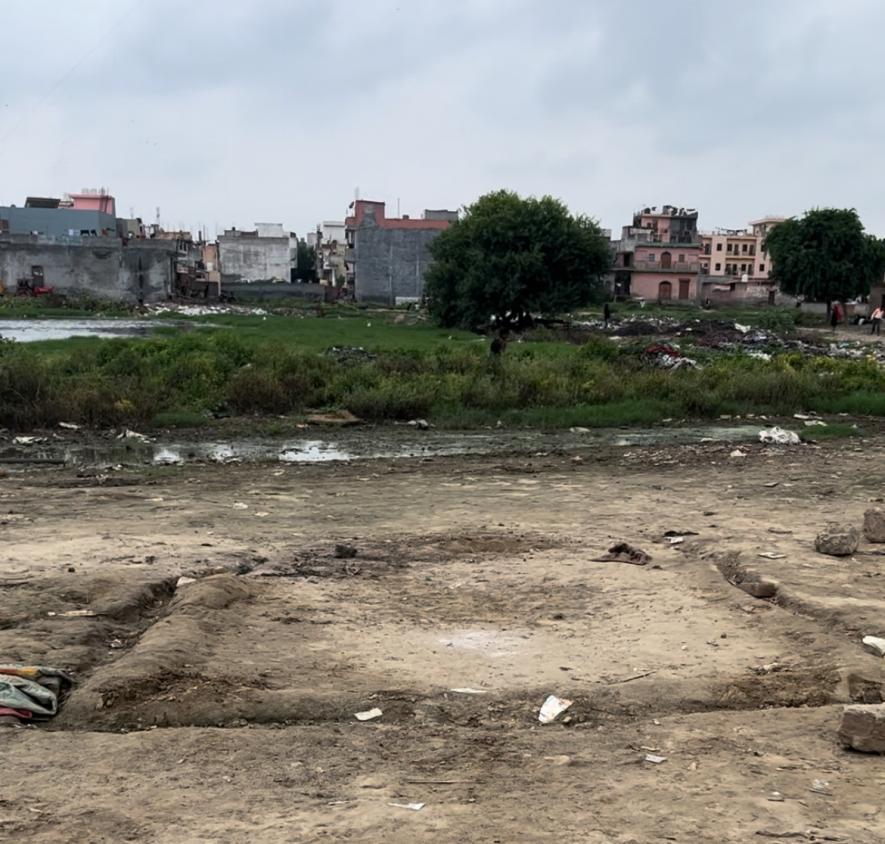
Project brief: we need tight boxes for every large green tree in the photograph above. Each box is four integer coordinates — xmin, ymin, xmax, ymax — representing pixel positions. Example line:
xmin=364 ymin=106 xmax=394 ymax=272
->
xmin=425 ymin=190 xmax=610 ymax=330
xmin=294 ymin=239 xmax=318 ymax=282
xmin=765 ymin=208 xmax=885 ymax=302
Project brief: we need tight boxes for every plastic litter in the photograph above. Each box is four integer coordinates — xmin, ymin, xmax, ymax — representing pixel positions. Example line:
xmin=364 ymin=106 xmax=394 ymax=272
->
xmin=758 ymin=552 xmax=786 ymax=560
xmin=58 ymin=422 xmax=80 ymax=430
xmin=449 ymin=688 xmax=489 ymax=695
xmin=592 ymin=542 xmax=651 ymax=566
xmin=803 ymin=420 xmax=827 ymax=427
xmin=389 ymin=802 xmax=425 ymax=811
xmin=758 ymin=427 xmax=800 ymax=445
xmin=355 ymin=707 xmax=383 ymax=721
xmin=176 ymin=576 xmax=196 ymax=588
xmin=538 ymin=695 xmax=573 ymax=724
xmin=643 ymin=754 xmax=667 ymax=764
xmin=862 ymin=636 xmax=885 ymax=657
xmin=232 ymin=502 xmax=248 ymax=510
xmin=117 ymin=429 xmax=151 ymax=442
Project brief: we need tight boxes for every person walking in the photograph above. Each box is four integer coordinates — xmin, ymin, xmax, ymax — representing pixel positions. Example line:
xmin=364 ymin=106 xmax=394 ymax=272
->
xmin=603 ymin=301 xmax=612 ymax=329
xmin=871 ymin=305 xmax=883 ymax=336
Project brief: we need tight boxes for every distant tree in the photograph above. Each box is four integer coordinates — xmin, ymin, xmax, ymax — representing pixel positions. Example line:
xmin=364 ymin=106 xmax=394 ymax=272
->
xmin=765 ymin=208 xmax=885 ymax=302
xmin=425 ymin=190 xmax=610 ymax=330
xmin=294 ymin=239 xmax=318 ymax=282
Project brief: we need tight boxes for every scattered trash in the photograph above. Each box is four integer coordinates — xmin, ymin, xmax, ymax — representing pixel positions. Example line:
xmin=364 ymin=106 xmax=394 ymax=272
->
xmin=449 ymin=688 xmax=489 ymax=695
xmin=153 ymin=449 xmax=184 ymax=466
xmin=730 ymin=449 xmax=747 ymax=458
xmin=838 ymin=703 xmax=885 ymax=753
xmin=592 ymin=542 xmax=651 ymax=566
xmin=809 ymin=778 xmax=832 ymax=795
xmin=58 ymin=422 xmax=80 ymax=430
xmin=0 ymin=665 xmax=73 ymax=721
xmin=538 ymin=695 xmax=573 ymax=724
xmin=12 ymin=436 xmax=42 ymax=445
xmin=388 ymin=802 xmax=425 ymax=812
xmin=47 ymin=609 xmax=96 ymax=618
xmin=176 ymin=576 xmax=196 ymax=588
xmin=407 ymin=419 xmax=431 ymax=430
xmin=354 ymin=707 xmax=383 ymax=721
xmin=758 ymin=427 xmax=800 ymax=446
xmin=767 ymin=791 xmax=784 ymax=803
xmin=803 ymin=420 xmax=827 ymax=427
xmin=643 ymin=754 xmax=667 ymax=764
xmin=754 ymin=662 xmax=785 ymax=675
xmin=117 ymin=429 xmax=151 ymax=443
xmin=763 ymin=482 xmax=779 ymax=488
xmin=815 ymin=523 xmax=860 ymax=557
xmin=666 ymin=536 xmax=685 ymax=545
xmin=758 ymin=552 xmax=786 ymax=560
xmin=334 ymin=544 xmax=358 ymax=559
xmin=232 ymin=502 xmax=248 ymax=510
xmin=569 ymin=427 xmax=591 ymax=434
xmin=862 ymin=636 xmax=885 ymax=657
xmin=734 ymin=323 xmax=750 ymax=334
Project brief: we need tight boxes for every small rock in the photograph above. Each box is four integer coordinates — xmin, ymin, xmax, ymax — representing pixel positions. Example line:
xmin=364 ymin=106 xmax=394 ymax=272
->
xmin=862 ymin=636 xmax=885 ymax=657
xmin=334 ymin=544 xmax=358 ymax=559
xmin=739 ymin=579 xmax=778 ymax=599
xmin=839 ymin=703 xmax=885 ymax=753
xmin=815 ymin=523 xmax=860 ymax=557
xmin=863 ymin=507 xmax=885 ymax=543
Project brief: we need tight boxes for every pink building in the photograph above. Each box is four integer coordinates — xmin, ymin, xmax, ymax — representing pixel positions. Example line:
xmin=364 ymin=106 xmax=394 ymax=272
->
xmin=630 ymin=243 xmax=702 ymax=301
xmin=698 ymin=217 xmax=785 ymax=303
xmin=628 ymin=205 xmax=701 ymax=301
xmin=66 ymin=189 xmax=116 ymax=217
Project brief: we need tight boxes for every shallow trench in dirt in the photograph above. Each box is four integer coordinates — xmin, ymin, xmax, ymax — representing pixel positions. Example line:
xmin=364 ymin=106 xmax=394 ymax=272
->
xmin=8 ymin=532 xmax=880 ymax=734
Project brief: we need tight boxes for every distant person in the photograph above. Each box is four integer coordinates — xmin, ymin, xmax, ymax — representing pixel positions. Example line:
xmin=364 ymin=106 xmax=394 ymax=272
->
xmin=871 ymin=305 xmax=883 ymax=336
xmin=830 ymin=301 xmax=842 ymax=333
xmin=603 ymin=301 xmax=611 ymax=329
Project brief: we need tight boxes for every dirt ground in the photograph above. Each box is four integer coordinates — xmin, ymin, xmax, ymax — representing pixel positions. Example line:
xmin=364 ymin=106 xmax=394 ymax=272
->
xmin=2 ymin=434 xmax=885 ymax=842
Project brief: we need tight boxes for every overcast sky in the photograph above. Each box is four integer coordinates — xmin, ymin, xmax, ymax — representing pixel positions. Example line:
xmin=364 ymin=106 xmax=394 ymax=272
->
xmin=2 ymin=0 xmax=883 ymax=238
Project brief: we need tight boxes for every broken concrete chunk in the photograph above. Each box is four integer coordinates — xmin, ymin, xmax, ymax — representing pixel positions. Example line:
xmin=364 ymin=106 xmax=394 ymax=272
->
xmin=815 ymin=523 xmax=860 ymax=557
xmin=862 ymin=636 xmax=885 ymax=657
xmin=738 ymin=579 xmax=778 ymax=599
xmin=839 ymin=703 xmax=885 ymax=753
xmin=863 ymin=507 xmax=885 ymax=543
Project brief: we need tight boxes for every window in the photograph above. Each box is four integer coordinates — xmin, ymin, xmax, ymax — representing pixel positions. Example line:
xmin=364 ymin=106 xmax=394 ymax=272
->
xmin=715 ymin=263 xmax=721 ymax=271
xmin=716 ymin=243 xmax=723 ymax=251
xmin=759 ymin=263 xmax=765 ymax=272
xmin=749 ymin=245 xmax=755 ymax=256
xmin=678 ymin=254 xmax=685 ymax=262
xmin=726 ymin=244 xmax=733 ymax=254
xmin=741 ymin=243 xmax=748 ymax=254
xmin=647 ymin=253 xmax=656 ymax=262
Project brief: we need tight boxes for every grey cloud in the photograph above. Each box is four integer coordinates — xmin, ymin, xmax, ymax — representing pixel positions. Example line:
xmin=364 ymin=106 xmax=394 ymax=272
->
xmin=1 ymin=0 xmax=884 ymax=236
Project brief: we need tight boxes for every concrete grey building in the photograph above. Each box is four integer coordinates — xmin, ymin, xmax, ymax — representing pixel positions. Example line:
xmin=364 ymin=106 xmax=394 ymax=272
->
xmin=345 ymin=200 xmax=457 ymax=305
xmin=0 ymin=198 xmax=117 ymax=238
xmin=0 ymin=234 xmax=180 ymax=302
xmin=217 ymin=224 xmax=297 ymax=284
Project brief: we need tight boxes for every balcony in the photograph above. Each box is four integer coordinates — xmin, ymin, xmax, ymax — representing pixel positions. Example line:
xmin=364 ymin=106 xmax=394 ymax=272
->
xmin=632 ymin=261 xmax=700 ymax=273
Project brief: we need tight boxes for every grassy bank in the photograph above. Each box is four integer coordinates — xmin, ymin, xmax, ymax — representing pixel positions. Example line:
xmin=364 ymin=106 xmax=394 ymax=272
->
xmin=1 ymin=328 xmax=883 ymax=430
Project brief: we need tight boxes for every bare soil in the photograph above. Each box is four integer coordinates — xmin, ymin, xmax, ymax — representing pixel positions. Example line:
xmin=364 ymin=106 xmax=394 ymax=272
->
xmin=2 ymin=436 xmax=885 ymax=842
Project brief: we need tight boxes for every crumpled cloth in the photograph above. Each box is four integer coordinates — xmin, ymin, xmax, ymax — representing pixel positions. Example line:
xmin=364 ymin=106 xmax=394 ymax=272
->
xmin=0 ymin=665 xmax=73 ymax=719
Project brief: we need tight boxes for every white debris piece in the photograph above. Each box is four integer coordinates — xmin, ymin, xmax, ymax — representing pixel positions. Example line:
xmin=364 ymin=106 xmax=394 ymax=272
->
xmin=729 ymin=449 xmax=747 ymax=458
xmin=538 ymin=695 xmax=573 ymax=724
xmin=117 ymin=429 xmax=151 ymax=443
xmin=734 ymin=323 xmax=751 ymax=333
xmin=449 ymin=688 xmax=489 ymax=695
xmin=758 ymin=427 xmax=800 ymax=445
xmin=644 ymin=754 xmax=667 ymax=764
xmin=803 ymin=420 xmax=827 ymax=427
xmin=58 ymin=422 xmax=80 ymax=430
xmin=232 ymin=502 xmax=249 ymax=510
xmin=389 ymin=802 xmax=425 ymax=811
xmin=176 ymin=576 xmax=196 ymax=588
xmin=862 ymin=636 xmax=885 ymax=657
xmin=354 ymin=708 xmax=383 ymax=721
xmin=12 ymin=436 xmax=41 ymax=445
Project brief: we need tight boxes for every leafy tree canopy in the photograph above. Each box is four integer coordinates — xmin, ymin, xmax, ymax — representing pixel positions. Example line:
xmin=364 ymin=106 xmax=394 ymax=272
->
xmin=425 ymin=190 xmax=610 ymax=330
xmin=765 ymin=208 xmax=885 ymax=302
xmin=294 ymin=239 xmax=318 ymax=282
